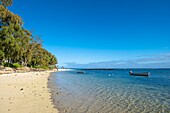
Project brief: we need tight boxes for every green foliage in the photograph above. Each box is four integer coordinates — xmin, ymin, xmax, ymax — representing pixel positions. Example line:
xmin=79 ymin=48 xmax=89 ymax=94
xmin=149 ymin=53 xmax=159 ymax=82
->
xmin=48 ymin=65 xmax=57 ymax=70
xmin=0 ymin=50 xmax=4 ymax=65
xmin=3 ymin=62 xmax=13 ymax=67
xmin=12 ymin=63 xmax=21 ymax=69
xmin=0 ymin=0 xmax=13 ymax=7
xmin=3 ymin=62 xmax=21 ymax=68
xmin=0 ymin=4 xmax=58 ymax=69
xmin=34 ymin=66 xmax=49 ymax=70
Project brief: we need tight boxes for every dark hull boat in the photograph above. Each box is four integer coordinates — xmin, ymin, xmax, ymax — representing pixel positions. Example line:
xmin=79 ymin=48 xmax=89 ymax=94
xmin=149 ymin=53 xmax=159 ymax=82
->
xmin=77 ymin=71 xmax=85 ymax=74
xmin=129 ymin=71 xmax=150 ymax=76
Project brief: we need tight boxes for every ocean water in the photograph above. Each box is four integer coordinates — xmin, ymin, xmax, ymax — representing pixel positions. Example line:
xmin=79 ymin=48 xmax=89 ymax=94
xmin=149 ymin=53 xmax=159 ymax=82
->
xmin=49 ymin=69 xmax=170 ymax=113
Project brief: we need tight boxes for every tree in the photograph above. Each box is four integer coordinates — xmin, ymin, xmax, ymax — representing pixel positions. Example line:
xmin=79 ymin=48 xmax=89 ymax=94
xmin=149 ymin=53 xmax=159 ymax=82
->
xmin=0 ymin=6 xmax=23 ymax=64
xmin=0 ymin=50 xmax=4 ymax=65
xmin=0 ymin=0 xmax=13 ymax=7
xmin=0 ymin=4 xmax=58 ymax=68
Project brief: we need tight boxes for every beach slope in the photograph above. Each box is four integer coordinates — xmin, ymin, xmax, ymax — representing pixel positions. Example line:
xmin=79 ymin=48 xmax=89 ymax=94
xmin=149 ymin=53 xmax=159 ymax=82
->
xmin=0 ymin=71 xmax=58 ymax=113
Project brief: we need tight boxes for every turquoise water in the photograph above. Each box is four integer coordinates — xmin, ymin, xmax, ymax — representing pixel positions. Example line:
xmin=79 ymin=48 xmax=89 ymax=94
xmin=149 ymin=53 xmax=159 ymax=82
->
xmin=50 ymin=69 xmax=170 ymax=113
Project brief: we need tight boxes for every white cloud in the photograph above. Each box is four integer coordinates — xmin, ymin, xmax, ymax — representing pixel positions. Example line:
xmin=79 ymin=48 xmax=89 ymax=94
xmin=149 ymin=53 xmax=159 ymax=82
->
xmin=64 ymin=53 xmax=170 ymax=68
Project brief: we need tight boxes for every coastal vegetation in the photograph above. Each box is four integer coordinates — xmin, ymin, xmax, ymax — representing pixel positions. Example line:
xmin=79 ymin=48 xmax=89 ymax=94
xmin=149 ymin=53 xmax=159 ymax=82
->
xmin=0 ymin=1 xmax=57 ymax=69
xmin=0 ymin=0 xmax=13 ymax=7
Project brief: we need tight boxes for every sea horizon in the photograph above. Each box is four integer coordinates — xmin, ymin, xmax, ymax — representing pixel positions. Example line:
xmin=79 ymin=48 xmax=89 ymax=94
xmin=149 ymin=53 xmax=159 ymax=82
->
xmin=60 ymin=68 xmax=170 ymax=70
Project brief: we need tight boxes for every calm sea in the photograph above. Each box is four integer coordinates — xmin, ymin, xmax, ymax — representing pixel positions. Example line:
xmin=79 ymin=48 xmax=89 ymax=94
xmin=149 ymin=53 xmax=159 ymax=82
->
xmin=49 ymin=69 xmax=170 ymax=113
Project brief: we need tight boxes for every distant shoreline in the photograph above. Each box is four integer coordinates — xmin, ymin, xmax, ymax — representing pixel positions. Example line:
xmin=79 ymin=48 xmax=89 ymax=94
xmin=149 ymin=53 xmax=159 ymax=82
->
xmin=63 ymin=68 xmax=170 ymax=70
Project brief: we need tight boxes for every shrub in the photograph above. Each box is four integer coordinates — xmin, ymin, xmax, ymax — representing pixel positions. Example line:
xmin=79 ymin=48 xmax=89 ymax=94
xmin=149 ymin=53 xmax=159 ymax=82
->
xmin=34 ymin=66 xmax=49 ymax=70
xmin=3 ymin=62 xmax=13 ymax=67
xmin=41 ymin=66 xmax=49 ymax=70
xmin=48 ymin=65 xmax=56 ymax=70
xmin=12 ymin=63 xmax=22 ymax=69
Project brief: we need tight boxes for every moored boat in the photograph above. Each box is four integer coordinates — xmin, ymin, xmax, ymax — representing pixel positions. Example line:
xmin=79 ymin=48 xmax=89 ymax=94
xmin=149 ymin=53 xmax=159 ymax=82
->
xmin=129 ymin=71 xmax=150 ymax=76
xmin=77 ymin=71 xmax=85 ymax=74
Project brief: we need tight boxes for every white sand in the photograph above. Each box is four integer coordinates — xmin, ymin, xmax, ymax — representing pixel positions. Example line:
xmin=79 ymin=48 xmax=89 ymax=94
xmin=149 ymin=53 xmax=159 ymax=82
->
xmin=0 ymin=71 xmax=58 ymax=113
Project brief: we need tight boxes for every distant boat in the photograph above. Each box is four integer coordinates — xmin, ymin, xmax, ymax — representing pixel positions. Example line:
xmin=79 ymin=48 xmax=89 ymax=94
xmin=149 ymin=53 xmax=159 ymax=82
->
xmin=77 ymin=71 xmax=85 ymax=74
xmin=129 ymin=71 xmax=150 ymax=76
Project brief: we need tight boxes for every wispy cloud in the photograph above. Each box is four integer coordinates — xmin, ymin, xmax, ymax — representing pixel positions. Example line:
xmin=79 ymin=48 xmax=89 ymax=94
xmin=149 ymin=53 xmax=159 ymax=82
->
xmin=64 ymin=53 xmax=170 ymax=68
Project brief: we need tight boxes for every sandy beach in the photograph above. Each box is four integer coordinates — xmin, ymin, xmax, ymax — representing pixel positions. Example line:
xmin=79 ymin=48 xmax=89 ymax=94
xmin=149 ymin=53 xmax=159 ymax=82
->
xmin=0 ymin=71 xmax=58 ymax=113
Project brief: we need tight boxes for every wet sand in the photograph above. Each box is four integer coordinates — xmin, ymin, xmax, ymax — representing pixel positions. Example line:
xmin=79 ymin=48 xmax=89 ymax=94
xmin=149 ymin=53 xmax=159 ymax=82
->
xmin=0 ymin=71 xmax=58 ymax=113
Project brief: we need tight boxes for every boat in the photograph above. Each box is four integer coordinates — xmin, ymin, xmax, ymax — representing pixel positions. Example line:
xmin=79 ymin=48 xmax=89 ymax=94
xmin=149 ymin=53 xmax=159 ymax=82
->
xmin=77 ymin=71 xmax=85 ymax=74
xmin=129 ymin=71 xmax=150 ymax=76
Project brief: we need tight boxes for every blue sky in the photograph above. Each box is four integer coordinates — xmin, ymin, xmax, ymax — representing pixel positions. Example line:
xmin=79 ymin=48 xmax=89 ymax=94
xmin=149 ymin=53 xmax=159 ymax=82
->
xmin=9 ymin=0 xmax=170 ymax=68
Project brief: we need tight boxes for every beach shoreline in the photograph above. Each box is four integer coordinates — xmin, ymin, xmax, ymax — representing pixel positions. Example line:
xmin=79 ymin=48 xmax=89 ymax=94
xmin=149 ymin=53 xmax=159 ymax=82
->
xmin=0 ymin=71 xmax=58 ymax=113
xmin=47 ymin=72 xmax=61 ymax=111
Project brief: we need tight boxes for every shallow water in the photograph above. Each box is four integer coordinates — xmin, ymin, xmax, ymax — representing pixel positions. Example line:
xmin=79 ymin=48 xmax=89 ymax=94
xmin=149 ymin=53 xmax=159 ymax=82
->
xmin=50 ymin=69 xmax=170 ymax=113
